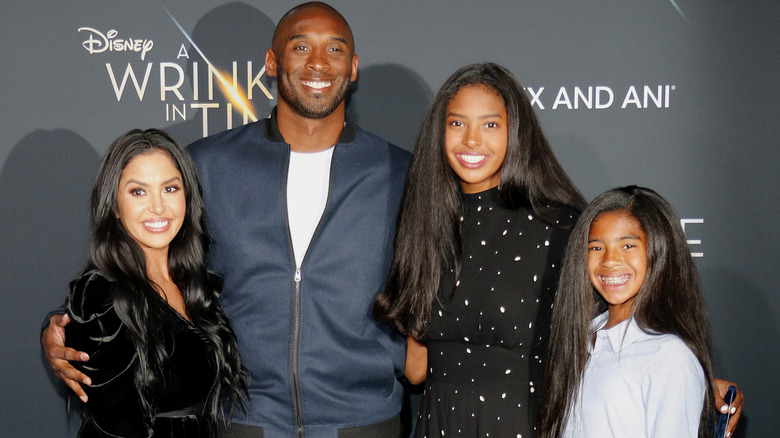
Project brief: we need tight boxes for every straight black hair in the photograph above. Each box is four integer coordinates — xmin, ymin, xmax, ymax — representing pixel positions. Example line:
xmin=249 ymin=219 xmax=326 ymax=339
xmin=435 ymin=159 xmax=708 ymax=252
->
xmin=539 ymin=186 xmax=715 ymax=437
xmin=374 ymin=63 xmax=585 ymax=340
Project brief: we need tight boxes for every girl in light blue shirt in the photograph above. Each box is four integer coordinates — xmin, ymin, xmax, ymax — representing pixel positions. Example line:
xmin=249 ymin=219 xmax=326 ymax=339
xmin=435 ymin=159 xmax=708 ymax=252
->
xmin=539 ymin=186 xmax=715 ymax=438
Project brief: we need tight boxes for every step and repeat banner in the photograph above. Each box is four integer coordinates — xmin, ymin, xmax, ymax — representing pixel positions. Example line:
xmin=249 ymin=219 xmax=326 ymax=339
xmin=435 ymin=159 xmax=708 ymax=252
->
xmin=1 ymin=1 xmax=777 ymax=436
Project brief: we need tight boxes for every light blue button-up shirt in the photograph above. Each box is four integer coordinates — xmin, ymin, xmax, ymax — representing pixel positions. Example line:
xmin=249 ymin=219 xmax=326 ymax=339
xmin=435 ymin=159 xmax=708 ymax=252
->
xmin=563 ymin=312 xmax=706 ymax=437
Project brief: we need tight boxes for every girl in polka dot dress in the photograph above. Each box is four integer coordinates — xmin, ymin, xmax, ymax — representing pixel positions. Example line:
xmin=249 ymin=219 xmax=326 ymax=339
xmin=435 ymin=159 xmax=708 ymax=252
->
xmin=374 ymin=63 xmax=586 ymax=438
xmin=539 ymin=186 xmax=716 ymax=438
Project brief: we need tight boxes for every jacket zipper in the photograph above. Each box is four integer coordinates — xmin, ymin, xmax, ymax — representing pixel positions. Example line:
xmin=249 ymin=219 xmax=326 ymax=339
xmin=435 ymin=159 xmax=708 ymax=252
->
xmin=284 ymin=144 xmax=337 ymax=438
xmin=291 ymin=268 xmax=304 ymax=438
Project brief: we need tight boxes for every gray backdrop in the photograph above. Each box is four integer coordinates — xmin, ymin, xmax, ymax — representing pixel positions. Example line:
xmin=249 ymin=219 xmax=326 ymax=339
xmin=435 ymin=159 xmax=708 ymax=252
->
xmin=1 ymin=1 xmax=777 ymax=436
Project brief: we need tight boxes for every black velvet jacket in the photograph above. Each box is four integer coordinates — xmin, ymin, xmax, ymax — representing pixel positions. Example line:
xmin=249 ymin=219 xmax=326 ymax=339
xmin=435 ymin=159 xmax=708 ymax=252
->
xmin=66 ymin=271 xmax=218 ymax=437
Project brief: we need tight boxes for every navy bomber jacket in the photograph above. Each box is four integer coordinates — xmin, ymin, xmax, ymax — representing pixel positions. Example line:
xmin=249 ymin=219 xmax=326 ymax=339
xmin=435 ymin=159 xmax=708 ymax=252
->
xmin=187 ymin=109 xmax=410 ymax=437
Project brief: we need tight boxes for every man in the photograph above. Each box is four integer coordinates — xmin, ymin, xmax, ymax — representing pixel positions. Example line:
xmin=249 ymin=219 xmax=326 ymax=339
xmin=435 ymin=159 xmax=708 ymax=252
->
xmin=42 ymin=3 xmax=409 ymax=437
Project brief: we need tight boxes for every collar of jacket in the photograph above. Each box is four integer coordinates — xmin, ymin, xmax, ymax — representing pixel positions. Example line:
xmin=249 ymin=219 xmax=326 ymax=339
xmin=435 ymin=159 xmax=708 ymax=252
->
xmin=262 ymin=106 xmax=358 ymax=144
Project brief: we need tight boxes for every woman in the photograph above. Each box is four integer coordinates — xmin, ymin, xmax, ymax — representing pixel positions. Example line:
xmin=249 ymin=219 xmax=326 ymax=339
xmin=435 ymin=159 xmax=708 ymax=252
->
xmin=374 ymin=63 xmax=585 ymax=437
xmin=65 ymin=129 xmax=246 ymax=437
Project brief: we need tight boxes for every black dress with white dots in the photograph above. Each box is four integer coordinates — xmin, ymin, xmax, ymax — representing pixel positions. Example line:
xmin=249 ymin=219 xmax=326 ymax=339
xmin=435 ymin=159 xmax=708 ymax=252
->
xmin=414 ymin=187 xmax=575 ymax=438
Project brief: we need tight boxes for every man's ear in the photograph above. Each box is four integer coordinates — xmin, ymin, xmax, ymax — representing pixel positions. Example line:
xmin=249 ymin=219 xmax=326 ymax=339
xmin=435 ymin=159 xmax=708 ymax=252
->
xmin=349 ymin=53 xmax=358 ymax=82
xmin=265 ymin=49 xmax=278 ymax=77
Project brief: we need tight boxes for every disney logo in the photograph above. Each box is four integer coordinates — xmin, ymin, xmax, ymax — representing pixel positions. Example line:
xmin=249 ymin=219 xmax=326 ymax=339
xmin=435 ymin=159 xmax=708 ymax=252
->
xmin=78 ymin=27 xmax=154 ymax=61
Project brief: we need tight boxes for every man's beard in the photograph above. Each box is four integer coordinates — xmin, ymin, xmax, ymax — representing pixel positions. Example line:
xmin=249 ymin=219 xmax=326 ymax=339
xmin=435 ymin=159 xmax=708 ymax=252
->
xmin=276 ymin=64 xmax=351 ymax=119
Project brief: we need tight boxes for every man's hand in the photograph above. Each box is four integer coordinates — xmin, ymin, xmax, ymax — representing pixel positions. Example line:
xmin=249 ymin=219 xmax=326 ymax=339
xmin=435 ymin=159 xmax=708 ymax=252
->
xmin=714 ymin=379 xmax=744 ymax=437
xmin=41 ymin=313 xmax=91 ymax=402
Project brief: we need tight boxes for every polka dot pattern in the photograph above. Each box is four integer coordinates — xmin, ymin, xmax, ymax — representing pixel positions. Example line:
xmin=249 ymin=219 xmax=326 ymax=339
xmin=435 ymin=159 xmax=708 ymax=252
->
xmin=414 ymin=188 xmax=574 ymax=438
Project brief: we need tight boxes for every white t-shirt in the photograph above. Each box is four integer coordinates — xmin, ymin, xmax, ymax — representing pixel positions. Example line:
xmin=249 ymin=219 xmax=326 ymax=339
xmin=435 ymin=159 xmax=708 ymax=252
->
xmin=562 ymin=312 xmax=706 ymax=438
xmin=286 ymin=147 xmax=334 ymax=268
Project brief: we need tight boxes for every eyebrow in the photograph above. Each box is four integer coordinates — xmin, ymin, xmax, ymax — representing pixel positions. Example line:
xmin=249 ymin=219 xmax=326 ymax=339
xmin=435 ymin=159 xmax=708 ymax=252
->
xmin=447 ymin=112 xmax=504 ymax=119
xmin=123 ymin=176 xmax=181 ymax=188
xmin=588 ymin=234 xmax=642 ymax=243
xmin=290 ymin=34 xmax=348 ymax=44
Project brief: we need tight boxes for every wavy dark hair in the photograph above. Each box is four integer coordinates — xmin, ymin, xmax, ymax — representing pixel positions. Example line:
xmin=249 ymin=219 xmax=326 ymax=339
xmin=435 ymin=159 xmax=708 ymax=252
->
xmin=373 ymin=63 xmax=585 ymax=340
xmin=88 ymin=128 xmax=246 ymax=424
xmin=539 ymin=186 xmax=715 ymax=437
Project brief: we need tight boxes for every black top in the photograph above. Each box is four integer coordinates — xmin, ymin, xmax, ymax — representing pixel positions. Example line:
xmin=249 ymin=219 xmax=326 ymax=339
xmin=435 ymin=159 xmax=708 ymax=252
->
xmin=415 ymin=188 xmax=575 ymax=438
xmin=66 ymin=271 xmax=218 ymax=438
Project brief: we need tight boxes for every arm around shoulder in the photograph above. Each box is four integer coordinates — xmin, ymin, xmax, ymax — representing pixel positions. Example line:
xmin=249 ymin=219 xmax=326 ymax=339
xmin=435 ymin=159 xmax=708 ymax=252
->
xmin=40 ymin=271 xmax=117 ymax=402
xmin=66 ymin=271 xmax=121 ymax=345
xmin=67 ymin=271 xmax=151 ymax=436
xmin=66 ymin=270 xmax=133 ymax=393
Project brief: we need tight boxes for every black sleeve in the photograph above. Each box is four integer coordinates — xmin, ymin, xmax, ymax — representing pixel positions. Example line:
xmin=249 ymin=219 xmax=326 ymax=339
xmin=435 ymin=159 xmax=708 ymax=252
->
xmin=66 ymin=271 xmax=151 ymax=437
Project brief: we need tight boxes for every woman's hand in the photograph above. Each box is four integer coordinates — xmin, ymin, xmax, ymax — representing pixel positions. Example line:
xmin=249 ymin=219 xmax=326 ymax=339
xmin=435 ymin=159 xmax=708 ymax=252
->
xmin=404 ymin=335 xmax=428 ymax=385
xmin=713 ymin=379 xmax=744 ymax=437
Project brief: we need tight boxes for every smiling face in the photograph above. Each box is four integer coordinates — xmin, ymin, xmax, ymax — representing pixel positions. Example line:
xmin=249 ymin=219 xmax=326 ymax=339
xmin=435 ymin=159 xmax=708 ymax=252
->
xmin=267 ymin=5 xmax=358 ymax=119
xmin=444 ymin=84 xmax=508 ymax=194
xmin=587 ymin=210 xmax=648 ymax=328
xmin=116 ymin=150 xmax=185 ymax=261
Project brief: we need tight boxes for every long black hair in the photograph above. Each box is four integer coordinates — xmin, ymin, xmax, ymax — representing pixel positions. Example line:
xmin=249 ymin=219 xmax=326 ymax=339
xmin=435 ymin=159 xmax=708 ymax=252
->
xmin=539 ymin=186 xmax=715 ymax=437
xmin=88 ymin=128 xmax=246 ymax=423
xmin=373 ymin=63 xmax=585 ymax=340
